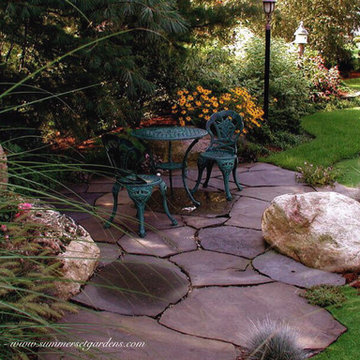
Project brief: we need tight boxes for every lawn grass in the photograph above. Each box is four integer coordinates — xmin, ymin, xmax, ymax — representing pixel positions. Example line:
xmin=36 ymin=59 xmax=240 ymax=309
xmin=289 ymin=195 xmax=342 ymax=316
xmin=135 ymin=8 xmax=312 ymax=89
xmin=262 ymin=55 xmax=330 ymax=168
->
xmin=343 ymin=78 xmax=360 ymax=91
xmin=262 ymin=108 xmax=360 ymax=186
xmin=314 ymin=286 xmax=360 ymax=360
xmin=334 ymin=157 xmax=360 ymax=187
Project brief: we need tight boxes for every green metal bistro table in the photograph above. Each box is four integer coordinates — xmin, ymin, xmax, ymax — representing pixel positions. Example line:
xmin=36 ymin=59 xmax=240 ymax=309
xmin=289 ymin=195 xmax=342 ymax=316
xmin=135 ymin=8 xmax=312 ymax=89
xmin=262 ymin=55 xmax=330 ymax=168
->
xmin=132 ymin=126 xmax=208 ymax=207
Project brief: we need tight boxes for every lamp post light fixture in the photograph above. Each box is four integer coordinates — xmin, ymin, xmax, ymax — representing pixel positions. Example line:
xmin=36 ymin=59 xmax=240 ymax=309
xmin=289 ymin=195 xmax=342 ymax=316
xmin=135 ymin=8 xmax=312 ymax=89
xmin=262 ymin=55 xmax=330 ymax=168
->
xmin=262 ymin=0 xmax=276 ymax=122
xmin=294 ymin=21 xmax=309 ymax=57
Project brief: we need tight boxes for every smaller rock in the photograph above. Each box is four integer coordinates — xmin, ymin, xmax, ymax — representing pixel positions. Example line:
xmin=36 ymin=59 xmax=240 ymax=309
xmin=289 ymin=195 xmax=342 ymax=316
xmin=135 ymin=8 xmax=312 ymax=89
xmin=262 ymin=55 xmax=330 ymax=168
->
xmin=14 ymin=204 xmax=100 ymax=299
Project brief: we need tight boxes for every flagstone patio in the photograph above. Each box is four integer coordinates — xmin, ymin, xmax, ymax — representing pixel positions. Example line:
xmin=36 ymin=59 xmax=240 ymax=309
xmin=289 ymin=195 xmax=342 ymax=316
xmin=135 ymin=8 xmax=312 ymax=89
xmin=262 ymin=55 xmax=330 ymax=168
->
xmin=41 ymin=163 xmax=348 ymax=360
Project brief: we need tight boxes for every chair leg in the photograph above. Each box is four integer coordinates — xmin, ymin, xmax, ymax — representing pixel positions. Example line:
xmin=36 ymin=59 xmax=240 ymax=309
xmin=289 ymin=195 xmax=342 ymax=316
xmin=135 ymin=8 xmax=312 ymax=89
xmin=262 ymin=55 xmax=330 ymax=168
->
xmin=104 ymin=182 xmax=121 ymax=228
xmin=191 ymin=156 xmax=207 ymax=194
xmin=127 ymin=185 xmax=153 ymax=238
xmin=203 ymin=160 xmax=214 ymax=188
xmin=233 ymin=158 xmax=243 ymax=191
xmin=218 ymin=160 xmax=236 ymax=201
xmin=159 ymin=181 xmax=178 ymax=226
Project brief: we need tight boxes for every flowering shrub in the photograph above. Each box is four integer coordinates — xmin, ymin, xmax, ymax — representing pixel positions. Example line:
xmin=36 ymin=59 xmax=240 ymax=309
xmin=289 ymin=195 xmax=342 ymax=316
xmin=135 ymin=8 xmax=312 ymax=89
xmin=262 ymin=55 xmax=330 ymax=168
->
xmin=296 ymin=162 xmax=338 ymax=186
xmin=171 ymin=86 xmax=264 ymax=131
xmin=301 ymin=55 xmax=343 ymax=102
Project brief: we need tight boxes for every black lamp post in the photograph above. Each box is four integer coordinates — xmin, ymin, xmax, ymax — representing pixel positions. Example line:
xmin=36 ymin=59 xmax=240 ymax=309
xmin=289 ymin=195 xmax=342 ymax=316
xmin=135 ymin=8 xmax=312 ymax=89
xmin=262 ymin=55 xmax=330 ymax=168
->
xmin=262 ymin=0 xmax=276 ymax=122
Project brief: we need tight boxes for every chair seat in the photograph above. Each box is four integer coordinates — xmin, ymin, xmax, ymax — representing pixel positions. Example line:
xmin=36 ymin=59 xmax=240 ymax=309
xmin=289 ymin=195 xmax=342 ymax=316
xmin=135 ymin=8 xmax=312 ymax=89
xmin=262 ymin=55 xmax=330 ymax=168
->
xmin=119 ymin=174 xmax=162 ymax=187
xmin=200 ymin=151 xmax=237 ymax=161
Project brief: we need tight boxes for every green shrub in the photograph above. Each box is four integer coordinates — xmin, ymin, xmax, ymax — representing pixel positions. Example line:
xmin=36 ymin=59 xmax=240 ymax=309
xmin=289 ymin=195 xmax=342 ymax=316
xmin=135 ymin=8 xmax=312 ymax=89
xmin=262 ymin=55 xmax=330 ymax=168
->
xmin=296 ymin=162 xmax=338 ymax=186
xmin=302 ymin=285 xmax=347 ymax=308
xmin=238 ymin=140 xmax=269 ymax=163
xmin=239 ymin=37 xmax=311 ymax=134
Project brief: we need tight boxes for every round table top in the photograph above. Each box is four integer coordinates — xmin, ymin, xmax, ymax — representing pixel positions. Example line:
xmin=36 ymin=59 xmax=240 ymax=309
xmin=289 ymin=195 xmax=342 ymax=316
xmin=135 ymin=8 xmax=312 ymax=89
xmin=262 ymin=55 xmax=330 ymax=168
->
xmin=132 ymin=126 xmax=208 ymax=141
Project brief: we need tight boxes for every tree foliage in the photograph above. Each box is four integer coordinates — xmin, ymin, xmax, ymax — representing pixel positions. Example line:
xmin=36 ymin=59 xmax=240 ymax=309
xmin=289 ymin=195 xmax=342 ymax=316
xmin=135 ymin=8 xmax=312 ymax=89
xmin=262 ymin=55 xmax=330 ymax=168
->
xmin=272 ymin=0 xmax=360 ymax=68
xmin=0 ymin=0 xmax=186 ymax=141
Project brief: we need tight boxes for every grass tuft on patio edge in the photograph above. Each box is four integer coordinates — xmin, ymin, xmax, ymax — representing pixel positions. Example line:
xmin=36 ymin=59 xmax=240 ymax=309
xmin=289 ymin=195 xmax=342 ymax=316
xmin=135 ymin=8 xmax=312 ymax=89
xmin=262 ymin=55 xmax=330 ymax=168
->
xmin=313 ymin=286 xmax=360 ymax=360
xmin=261 ymin=107 xmax=360 ymax=187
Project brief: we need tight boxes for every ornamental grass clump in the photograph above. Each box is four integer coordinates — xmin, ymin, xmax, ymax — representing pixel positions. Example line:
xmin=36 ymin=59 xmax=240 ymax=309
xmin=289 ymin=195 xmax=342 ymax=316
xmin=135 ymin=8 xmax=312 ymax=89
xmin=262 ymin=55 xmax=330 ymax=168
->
xmin=246 ymin=320 xmax=306 ymax=360
xmin=172 ymin=85 xmax=263 ymax=131
xmin=0 ymin=191 xmax=77 ymax=359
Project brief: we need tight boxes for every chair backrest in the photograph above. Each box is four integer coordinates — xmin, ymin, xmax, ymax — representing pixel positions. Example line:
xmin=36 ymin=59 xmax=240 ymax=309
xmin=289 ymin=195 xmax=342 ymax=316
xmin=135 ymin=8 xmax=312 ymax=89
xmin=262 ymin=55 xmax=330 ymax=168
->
xmin=206 ymin=110 xmax=244 ymax=154
xmin=102 ymin=134 xmax=144 ymax=181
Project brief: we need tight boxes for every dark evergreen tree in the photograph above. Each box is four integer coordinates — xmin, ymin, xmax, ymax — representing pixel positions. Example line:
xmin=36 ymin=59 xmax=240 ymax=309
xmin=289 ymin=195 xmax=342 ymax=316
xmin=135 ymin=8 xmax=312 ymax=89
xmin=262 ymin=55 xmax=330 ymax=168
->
xmin=0 ymin=0 xmax=186 ymax=141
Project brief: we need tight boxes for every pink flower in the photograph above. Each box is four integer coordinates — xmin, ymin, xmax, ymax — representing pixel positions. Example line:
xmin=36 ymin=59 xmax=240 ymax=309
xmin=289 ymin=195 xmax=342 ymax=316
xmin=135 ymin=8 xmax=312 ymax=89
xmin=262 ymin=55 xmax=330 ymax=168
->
xmin=0 ymin=225 xmax=7 ymax=232
xmin=18 ymin=203 xmax=32 ymax=210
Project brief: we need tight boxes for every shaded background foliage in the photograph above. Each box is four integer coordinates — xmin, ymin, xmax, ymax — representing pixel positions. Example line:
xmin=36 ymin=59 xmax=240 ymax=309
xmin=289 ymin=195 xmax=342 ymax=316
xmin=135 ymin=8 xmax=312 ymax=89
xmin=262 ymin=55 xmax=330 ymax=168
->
xmin=0 ymin=0 xmax=359 ymax=146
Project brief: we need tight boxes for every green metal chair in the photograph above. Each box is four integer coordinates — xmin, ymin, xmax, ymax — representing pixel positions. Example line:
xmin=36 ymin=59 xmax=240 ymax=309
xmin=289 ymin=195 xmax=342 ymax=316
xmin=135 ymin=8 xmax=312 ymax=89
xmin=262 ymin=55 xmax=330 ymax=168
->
xmin=102 ymin=134 xmax=177 ymax=238
xmin=192 ymin=110 xmax=244 ymax=201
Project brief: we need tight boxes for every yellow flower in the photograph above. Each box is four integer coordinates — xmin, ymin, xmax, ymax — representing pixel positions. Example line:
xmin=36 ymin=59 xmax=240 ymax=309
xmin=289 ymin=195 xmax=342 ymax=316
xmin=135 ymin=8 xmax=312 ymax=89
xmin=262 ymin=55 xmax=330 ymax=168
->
xmin=205 ymin=103 xmax=211 ymax=107
xmin=187 ymin=95 xmax=194 ymax=101
xmin=177 ymin=90 xmax=183 ymax=96
xmin=172 ymin=104 xmax=177 ymax=109
xmin=181 ymin=110 xmax=186 ymax=115
xmin=172 ymin=110 xmax=178 ymax=114
xmin=202 ymin=109 xmax=209 ymax=114
xmin=186 ymin=116 xmax=191 ymax=121
xmin=180 ymin=119 xmax=185 ymax=126
xmin=193 ymin=91 xmax=198 ymax=96
xmin=198 ymin=114 xmax=204 ymax=118
xmin=224 ymin=107 xmax=229 ymax=110
xmin=195 ymin=101 xmax=202 ymax=106
xmin=213 ymin=102 xmax=219 ymax=108
xmin=204 ymin=115 xmax=210 ymax=120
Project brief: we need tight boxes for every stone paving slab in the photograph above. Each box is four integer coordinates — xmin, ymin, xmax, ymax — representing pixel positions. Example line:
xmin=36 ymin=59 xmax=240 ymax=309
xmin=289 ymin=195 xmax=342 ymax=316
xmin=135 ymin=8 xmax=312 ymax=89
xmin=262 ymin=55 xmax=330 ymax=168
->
xmin=78 ymin=216 xmax=125 ymax=244
xmin=247 ymin=162 xmax=283 ymax=172
xmin=59 ymin=183 xmax=89 ymax=195
xmin=203 ymin=177 xmax=242 ymax=192
xmin=227 ymin=197 xmax=269 ymax=230
xmin=96 ymin=204 xmax=184 ymax=233
xmin=239 ymin=185 xmax=314 ymax=202
xmin=159 ymin=283 xmax=346 ymax=351
xmin=97 ymin=243 xmax=122 ymax=267
xmin=239 ymin=168 xmax=299 ymax=187
xmin=199 ymin=226 xmax=266 ymax=259
xmin=89 ymin=175 xmax=114 ymax=184
xmin=182 ymin=216 xmax=228 ymax=229
xmin=73 ymin=255 xmax=189 ymax=316
xmin=88 ymin=182 xmax=115 ymax=193
xmin=118 ymin=226 xmax=197 ymax=257
xmin=253 ymin=251 xmax=346 ymax=288
xmin=170 ymin=250 xmax=272 ymax=287
xmin=96 ymin=191 xmax=134 ymax=207
xmin=39 ymin=310 xmax=237 ymax=360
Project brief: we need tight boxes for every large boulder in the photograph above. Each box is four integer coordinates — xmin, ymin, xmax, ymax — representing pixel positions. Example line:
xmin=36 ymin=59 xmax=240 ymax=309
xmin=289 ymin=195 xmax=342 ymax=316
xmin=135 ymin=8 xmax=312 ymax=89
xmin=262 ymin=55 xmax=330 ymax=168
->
xmin=0 ymin=144 xmax=8 ymax=190
xmin=262 ymin=192 xmax=360 ymax=273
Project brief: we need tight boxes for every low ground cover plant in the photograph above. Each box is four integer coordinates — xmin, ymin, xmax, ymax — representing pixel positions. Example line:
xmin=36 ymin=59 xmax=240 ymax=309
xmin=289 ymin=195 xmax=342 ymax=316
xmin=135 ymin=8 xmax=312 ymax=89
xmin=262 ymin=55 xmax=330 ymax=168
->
xmin=296 ymin=162 xmax=338 ymax=186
